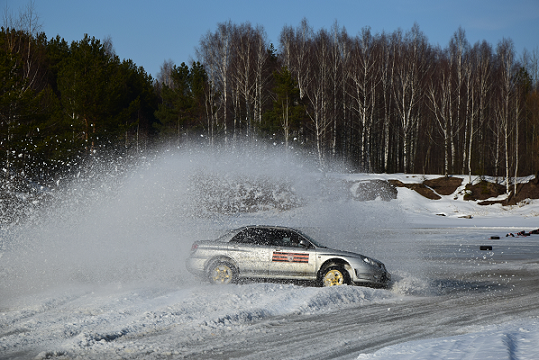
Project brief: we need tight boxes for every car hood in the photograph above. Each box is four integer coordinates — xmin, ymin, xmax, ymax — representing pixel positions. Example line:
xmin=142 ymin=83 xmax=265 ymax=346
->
xmin=317 ymin=247 xmax=383 ymax=264
xmin=317 ymin=247 xmax=364 ymax=259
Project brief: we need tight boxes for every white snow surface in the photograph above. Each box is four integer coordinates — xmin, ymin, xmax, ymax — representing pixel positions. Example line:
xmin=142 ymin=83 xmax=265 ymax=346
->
xmin=1 ymin=151 xmax=539 ymax=359
xmin=357 ymin=319 xmax=539 ymax=360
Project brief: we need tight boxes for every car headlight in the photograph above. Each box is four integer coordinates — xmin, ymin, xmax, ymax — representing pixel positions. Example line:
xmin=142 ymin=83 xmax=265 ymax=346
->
xmin=362 ymin=257 xmax=377 ymax=266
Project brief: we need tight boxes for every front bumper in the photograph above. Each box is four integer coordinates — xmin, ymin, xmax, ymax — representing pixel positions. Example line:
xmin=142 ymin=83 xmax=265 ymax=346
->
xmin=353 ymin=266 xmax=391 ymax=287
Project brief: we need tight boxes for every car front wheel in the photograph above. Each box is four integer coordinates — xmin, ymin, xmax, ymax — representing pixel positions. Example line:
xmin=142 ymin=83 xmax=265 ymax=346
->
xmin=321 ymin=266 xmax=349 ymax=287
xmin=208 ymin=261 xmax=237 ymax=285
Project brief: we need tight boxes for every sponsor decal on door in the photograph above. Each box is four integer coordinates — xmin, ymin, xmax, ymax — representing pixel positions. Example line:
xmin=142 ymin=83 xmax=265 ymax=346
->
xmin=272 ymin=252 xmax=309 ymax=263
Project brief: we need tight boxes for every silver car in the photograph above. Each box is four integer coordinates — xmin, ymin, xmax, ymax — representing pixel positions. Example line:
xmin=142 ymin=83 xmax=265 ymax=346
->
xmin=186 ymin=225 xmax=391 ymax=288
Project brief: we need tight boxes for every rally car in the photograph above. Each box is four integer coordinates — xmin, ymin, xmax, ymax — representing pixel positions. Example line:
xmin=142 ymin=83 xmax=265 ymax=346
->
xmin=186 ymin=225 xmax=391 ymax=288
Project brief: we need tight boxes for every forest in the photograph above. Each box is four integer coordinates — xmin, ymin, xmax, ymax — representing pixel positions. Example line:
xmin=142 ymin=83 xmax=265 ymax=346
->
xmin=1 ymin=7 xmax=539 ymax=193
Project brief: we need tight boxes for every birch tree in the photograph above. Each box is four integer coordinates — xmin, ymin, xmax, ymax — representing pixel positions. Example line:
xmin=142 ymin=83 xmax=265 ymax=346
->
xmin=449 ymin=27 xmax=469 ymax=171
xmin=391 ymin=24 xmax=430 ymax=173
xmin=197 ymin=21 xmax=233 ymax=142
xmin=229 ymin=23 xmax=270 ymax=139
xmin=305 ymin=28 xmax=332 ymax=167
xmin=328 ymin=21 xmax=345 ymax=159
xmin=253 ymin=25 xmax=270 ymax=128
xmin=473 ymin=41 xmax=493 ymax=176
xmin=449 ymin=27 xmax=468 ymax=173
xmin=279 ymin=18 xmax=312 ymax=101
xmin=495 ymin=38 xmax=516 ymax=193
xmin=377 ymin=32 xmax=394 ymax=172
xmin=427 ymin=49 xmax=452 ymax=177
xmin=348 ymin=27 xmax=379 ymax=171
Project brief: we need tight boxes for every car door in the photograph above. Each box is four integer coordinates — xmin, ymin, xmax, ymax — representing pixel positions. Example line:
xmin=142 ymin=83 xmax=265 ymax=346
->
xmin=227 ymin=228 xmax=271 ymax=277
xmin=267 ymin=229 xmax=317 ymax=280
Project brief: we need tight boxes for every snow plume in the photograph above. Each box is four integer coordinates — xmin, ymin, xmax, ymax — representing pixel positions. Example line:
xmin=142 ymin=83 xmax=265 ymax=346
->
xmin=0 ymin=144 xmax=406 ymax=300
xmin=189 ymin=170 xmax=302 ymax=215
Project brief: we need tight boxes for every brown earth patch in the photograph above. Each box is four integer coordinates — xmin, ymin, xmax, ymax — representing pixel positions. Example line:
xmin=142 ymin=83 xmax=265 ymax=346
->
xmin=388 ymin=179 xmax=441 ymax=200
xmin=364 ymin=175 xmax=539 ymax=206
xmin=464 ymin=180 xmax=506 ymax=202
xmin=423 ymin=176 xmax=463 ymax=195
xmin=463 ymin=177 xmax=539 ymax=206
xmin=509 ymin=178 xmax=539 ymax=205
xmin=503 ymin=179 xmax=539 ymax=205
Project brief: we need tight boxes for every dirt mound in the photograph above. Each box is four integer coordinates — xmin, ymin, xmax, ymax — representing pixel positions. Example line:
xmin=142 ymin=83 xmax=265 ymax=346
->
xmin=389 ymin=176 xmax=463 ymax=200
xmin=353 ymin=175 xmax=539 ymax=206
xmin=463 ymin=179 xmax=539 ymax=206
xmin=509 ymin=180 xmax=539 ymax=204
xmin=424 ymin=176 xmax=463 ymax=195
xmin=388 ymin=180 xmax=441 ymax=200
xmin=464 ymin=180 xmax=506 ymax=202
xmin=368 ymin=175 xmax=539 ymax=206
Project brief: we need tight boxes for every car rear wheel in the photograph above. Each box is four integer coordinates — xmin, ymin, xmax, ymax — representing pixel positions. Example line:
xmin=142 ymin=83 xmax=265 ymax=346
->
xmin=208 ymin=261 xmax=237 ymax=285
xmin=321 ymin=266 xmax=349 ymax=287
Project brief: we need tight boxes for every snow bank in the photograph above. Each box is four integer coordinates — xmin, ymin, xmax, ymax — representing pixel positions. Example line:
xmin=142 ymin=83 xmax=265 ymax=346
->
xmin=0 ymin=283 xmax=394 ymax=359
xmin=357 ymin=320 xmax=539 ymax=360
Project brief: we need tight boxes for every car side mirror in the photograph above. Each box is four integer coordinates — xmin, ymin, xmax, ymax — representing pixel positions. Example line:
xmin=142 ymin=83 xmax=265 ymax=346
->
xmin=299 ymin=239 xmax=310 ymax=248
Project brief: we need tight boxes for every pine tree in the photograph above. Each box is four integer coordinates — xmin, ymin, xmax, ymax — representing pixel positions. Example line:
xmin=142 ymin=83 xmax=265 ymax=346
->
xmin=263 ymin=66 xmax=304 ymax=148
xmin=155 ymin=62 xmax=207 ymax=142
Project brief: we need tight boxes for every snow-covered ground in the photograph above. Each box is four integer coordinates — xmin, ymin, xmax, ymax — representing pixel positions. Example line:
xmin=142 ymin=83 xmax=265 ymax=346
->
xmin=1 ymin=149 xmax=539 ymax=359
xmin=357 ymin=319 xmax=539 ymax=360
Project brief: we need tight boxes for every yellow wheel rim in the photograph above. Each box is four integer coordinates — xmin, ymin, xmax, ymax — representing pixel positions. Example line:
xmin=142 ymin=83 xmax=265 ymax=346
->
xmin=323 ymin=269 xmax=344 ymax=287
xmin=211 ymin=264 xmax=233 ymax=284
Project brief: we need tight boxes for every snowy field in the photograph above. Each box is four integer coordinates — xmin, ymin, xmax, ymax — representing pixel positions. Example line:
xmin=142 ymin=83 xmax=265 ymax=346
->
xmin=1 ymin=149 xmax=539 ymax=359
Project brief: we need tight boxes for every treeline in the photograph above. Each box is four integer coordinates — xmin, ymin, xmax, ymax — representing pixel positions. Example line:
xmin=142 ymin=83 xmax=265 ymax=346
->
xmin=2 ymin=12 xmax=539 ymax=190
xmin=191 ymin=20 xmax=539 ymax=192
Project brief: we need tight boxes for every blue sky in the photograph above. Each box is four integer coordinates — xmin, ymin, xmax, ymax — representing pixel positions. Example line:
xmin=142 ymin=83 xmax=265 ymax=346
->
xmin=3 ymin=0 xmax=539 ymax=78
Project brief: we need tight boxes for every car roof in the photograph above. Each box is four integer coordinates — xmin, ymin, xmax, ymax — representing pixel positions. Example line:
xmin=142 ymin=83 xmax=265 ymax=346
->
xmin=233 ymin=225 xmax=309 ymax=234
xmin=230 ymin=225 xmax=326 ymax=247
xmin=240 ymin=225 xmax=296 ymax=230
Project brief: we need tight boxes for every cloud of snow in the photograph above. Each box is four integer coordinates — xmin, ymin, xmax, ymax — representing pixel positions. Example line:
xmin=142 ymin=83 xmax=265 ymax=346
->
xmin=0 ymin=145 xmax=407 ymax=300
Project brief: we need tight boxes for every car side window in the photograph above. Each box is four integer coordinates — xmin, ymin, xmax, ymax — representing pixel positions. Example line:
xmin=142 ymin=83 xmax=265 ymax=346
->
xmin=231 ymin=228 xmax=272 ymax=246
xmin=229 ymin=228 xmax=309 ymax=247
xmin=250 ymin=228 xmax=272 ymax=246
xmin=230 ymin=230 xmax=252 ymax=244
xmin=270 ymin=230 xmax=303 ymax=247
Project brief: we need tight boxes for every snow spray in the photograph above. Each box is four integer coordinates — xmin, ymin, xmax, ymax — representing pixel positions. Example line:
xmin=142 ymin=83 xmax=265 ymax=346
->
xmin=0 ymin=144 xmax=406 ymax=300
